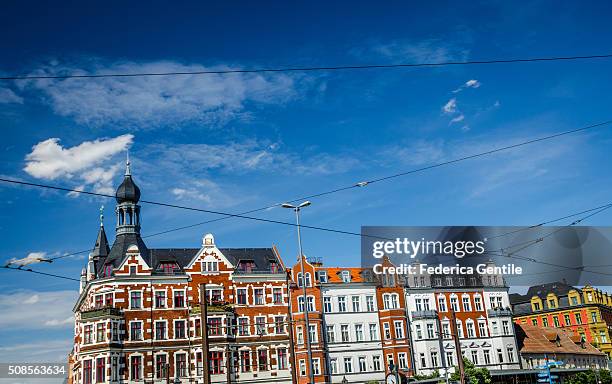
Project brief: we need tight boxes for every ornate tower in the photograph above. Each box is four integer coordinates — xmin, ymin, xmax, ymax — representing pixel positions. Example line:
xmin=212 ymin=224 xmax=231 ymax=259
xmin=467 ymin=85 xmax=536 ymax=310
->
xmin=115 ymin=156 xmax=141 ymax=236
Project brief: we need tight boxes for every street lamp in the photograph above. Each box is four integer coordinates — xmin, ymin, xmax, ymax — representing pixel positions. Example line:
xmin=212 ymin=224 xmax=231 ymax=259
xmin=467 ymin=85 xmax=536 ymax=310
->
xmin=341 ymin=376 xmax=348 ymax=384
xmin=282 ymin=201 xmax=314 ymax=384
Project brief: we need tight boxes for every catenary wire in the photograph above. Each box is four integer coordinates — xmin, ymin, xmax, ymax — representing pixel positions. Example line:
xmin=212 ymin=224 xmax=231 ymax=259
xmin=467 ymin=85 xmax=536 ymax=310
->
xmin=2 ymin=53 xmax=612 ymax=81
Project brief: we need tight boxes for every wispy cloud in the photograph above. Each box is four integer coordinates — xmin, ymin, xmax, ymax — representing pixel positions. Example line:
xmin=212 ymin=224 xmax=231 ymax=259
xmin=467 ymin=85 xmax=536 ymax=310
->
xmin=452 ymin=79 xmax=481 ymax=93
xmin=17 ymin=59 xmax=311 ymax=128
xmin=24 ymin=134 xmax=132 ymax=195
xmin=442 ymin=98 xmax=457 ymax=114
xmin=0 ymin=290 xmax=77 ymax=330
xmin=352 ymin=38 xmax=470 ymax=64
xmin=0 ymin=87 xmax=23 ymax=104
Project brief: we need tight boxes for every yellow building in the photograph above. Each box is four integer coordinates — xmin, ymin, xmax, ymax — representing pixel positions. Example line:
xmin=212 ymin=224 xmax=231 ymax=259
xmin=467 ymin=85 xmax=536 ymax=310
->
xmin=510 ymin=282 xmax=612 ymax=358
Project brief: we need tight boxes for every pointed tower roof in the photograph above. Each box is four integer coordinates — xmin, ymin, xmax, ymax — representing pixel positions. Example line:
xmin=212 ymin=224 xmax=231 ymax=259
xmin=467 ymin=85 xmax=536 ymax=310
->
xmin=115 ymin=155 xmax=141 ymax=203
xmin=91 ymin=222 xmax=110 ymax=260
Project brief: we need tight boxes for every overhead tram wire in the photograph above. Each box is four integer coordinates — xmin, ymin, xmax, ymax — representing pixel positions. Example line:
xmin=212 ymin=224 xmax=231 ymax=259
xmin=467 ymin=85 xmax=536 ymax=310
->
xmin=1 ymin=265 xmax=81 ymax=282
xmin=0 ymin=119 xmax=610 ymax=262
xmin=88 ymin=119 xmax=612 ymax=238
xmin=1 ymin=53 xmax=612 ymax=81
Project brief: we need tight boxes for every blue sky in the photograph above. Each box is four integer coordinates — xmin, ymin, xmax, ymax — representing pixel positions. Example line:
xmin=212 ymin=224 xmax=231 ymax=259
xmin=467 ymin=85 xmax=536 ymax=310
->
xmin=1 ymin=0 xmax=612 ymax=366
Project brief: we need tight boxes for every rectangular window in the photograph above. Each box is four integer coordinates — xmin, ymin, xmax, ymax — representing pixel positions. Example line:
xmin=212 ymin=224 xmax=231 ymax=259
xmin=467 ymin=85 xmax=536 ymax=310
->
xmin=352 ymin=296 xmax=361 ymax=312
xmin=240 ymin=350 xmax=251 ymax=372
xmin=202 ymin=260 xmax=219 ymax=273
xmin=502 ymin=320 xmax=510 ymax=335
xmin=467 ymin=322 xmax=475 ymax=338
xmin=208 ymin=288 xmax=222 ymax=304
xmin=317 ymin=270 xmax=328 ymax=283
xmin=299 ymin=360 xmax=306 ymax=376
xmin=438 ymin=296 xmax=447 ymax=312
xmin=155 ymin=354 xmax=167 ymax=379
xmin=312 ymin=358 xmax=320 ymax=375
xmin=394 ymin=321 xmax=404 ymax=339
xmin=344 ymin=357 xmax=353 ymax=373
xmin=373 ymin=355 xmax=381 ymax=371
xmin=309 ymin=324 xmax=317 ymax=343
xmin=326 ymin=325 xmax=335 ymax=342
xmin=173 ymin=290 xmax=185 ymax=307
xmin=355 ymin=324 xmax=364 ymax=341
xmin=275 ymin=316 xmax=285 ymax=334
xmin=415 ymin=324 xmax=423 ymax=339
xmin=175 ymin=320 xmax=186 ymax=339
xmin=238 ymin=318 xmax=249 ymax=336
xmin=323 ymin=296 xmax=332 ymax=313
xmin=330 ymin=358 xmax=338 ymax=374
xmin=462 ymin=296 xmax=471 ymax=311
xmin=450 ymin=297 xmax=459 ymax=312
xmin=273 ymin=288 xmax=283 ymax=304
xmin=576 ymin=313 xmax=583 ymax=324
xmin=155 ymin=290 xmax=166 ymax=308
xmin=130 ymin=356 xmax=142 ymax=380
xmin=254 ymin=288 xmax=264 ymax=305
xmin=95 ymin=295 xmax=103 ymax=308
xmin=258 ymin=350 xmax=268 ymax=371
xmin=297 ymin=326 xmax=304 ymax=345
xmin=398 ymin=353 xmax=407 ymax=369
xmin=96 ymin=323 xmax=105 ymax=343
xmin=341 ymin=324 xmax=350 ymax=342
xmin=277 ymin=348 xmax=287 ymax=370
xmin=474 ymin=296 xmax=483 ymax=311
xmin=383 ymin=323 xmax=391 ymax=339
xmin=338 ymin=296 xmax=347 ymax=312
xmin=95 ymin=357 xmax=105 ymax=383
xmin=105 ymin=293 xmax=113 ymax=307
xmin=419 ymin=353 xmax=426 ymax=368
xmin=366 ymin=295 xmax=375 ymax=311
xmin=155 ymin=321 xmax=166 ymax=340
xmin=130 ymin=321 xmax=142 ymax=340
xmin=130 ymin=291 xmax=141 ymax=309
xmin=176 ymin=353 xmax=187 ymax=378
xmin=210 ymin=351 xmax=223 ymax=374
xmin=542 ymin=317 xmax=549 ymax=327
xmin=369 ymin=323 xmax=379 ymax=340
xmin=237 ymin=288 xmax=247 ymax=305
xmin=431 ymin=351 xmax=439 ymax=367
xmin=209 ymin=317 xmax=222 ymax=336
xmin=478 ymin=322 xmax=487 ymax=337
xmin=256 ymin=316 xmax=266 ymax=335
xmin=359 ymin=356 xmax=367 ymax=372
xmin=129 ymin=265 xmax=137 ymax=275
xmin=307 ymin=296 xmax=315 ymax=312
xmin=446 ymin=351 xmax=454 ymax=367
xmin=471 ymin=350 xmax=478 ymax=364
xmin=83 ymin=360 xmax=92 ymax=384
xmin=564 ymin=314 xmax=571 ymax=325
xmin=507 ymin=347 xmax=515 ymax=363
xmin=111 ymin=356 xmax=118 ymax=381
xmin=427 ymin=323 xmax=435 ymax=339
xmin=484 ymin=349 xmax=491 ymax=365
xmin=84 ymin=325 xmax=93 ymax=344
xmin=497 ymin=349 xmax=504 ymax=364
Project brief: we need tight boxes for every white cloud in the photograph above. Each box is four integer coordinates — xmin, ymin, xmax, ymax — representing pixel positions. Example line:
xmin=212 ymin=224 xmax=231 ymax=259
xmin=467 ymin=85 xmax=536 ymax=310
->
xmin=18 ymin=59 xmax=307 ymax=128
xmin=0 ymin=87 xmax=23 ymax=104
xmin=357 ymin=38 xmax=470 ymax=64
xmin=442 ymin=98 xmax=457 ymax=114
xmin=0 ymin=290 xmax=77 ymax=330
xmin=24 ymin=134 xmax=132 ymax=195
xmin=450 ymin=114 xmax=465 ymax=124
xmin=0 ymin=339 xmax=73 ymax=363
xmin=465 ymin=79 xmax=480 ymax=88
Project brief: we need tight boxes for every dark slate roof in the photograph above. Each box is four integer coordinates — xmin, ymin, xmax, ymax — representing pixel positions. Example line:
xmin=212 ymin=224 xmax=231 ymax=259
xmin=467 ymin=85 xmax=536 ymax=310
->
xmin=91 ymin=225 xmax=110 ymax=260
xmin=115 ymin=174 xmax=141 ymax=203
xmin=96 ymin=239 xmax=282 ymax=277
xmin=510 ymin=281 xmax=580 ymax=304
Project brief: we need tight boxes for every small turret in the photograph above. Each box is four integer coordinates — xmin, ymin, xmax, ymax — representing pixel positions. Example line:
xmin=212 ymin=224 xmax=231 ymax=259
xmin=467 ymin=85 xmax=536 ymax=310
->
xmin=80 ymin=268 xmax=87 ymax=293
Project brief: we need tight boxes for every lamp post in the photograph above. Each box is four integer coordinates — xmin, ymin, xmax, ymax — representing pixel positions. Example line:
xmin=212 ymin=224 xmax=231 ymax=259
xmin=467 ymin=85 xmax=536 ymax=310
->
xmin=282 ymin=201 xmax=314 ymax=384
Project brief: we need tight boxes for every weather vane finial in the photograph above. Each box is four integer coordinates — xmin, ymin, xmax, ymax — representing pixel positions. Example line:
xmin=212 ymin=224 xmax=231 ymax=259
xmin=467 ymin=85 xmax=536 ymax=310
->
xmin=125 ymin=150 xmax=131 ymax=176
xmin=99 ymin=205 xmax=104 ymax=226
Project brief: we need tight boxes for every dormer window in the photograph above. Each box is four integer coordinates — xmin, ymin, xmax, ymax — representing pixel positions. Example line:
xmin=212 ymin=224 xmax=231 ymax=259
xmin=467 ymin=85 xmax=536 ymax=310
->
xmin=316 ymin=270 xmax=328 ymax=283
xmin=104 ymin=264 xmax=113 ymax=277
xmin=341 ymin=270 xmax=351 ymax=283
xmin=238 ymin=260 xmax=255 ymax=273
xmin=159 ymin=262 xmax=177 ymax=275
xmin=270 ymin=261 xmax=278 ymax=273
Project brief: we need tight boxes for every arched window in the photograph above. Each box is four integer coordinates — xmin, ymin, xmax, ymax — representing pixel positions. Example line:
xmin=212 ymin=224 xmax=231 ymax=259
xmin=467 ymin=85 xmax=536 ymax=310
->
xmin=296 ymin=272 xmax=303 ymax=287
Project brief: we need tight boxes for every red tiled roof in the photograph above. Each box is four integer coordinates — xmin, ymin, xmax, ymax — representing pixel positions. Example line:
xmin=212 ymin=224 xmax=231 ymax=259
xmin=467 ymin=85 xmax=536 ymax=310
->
xmin=516 ymin=323 xmax=605 ymax=356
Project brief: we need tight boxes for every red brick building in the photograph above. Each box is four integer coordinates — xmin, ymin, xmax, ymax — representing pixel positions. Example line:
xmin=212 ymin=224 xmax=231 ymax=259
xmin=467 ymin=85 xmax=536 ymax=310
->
xmin=70 ymin=162 xmax=294 ymax=384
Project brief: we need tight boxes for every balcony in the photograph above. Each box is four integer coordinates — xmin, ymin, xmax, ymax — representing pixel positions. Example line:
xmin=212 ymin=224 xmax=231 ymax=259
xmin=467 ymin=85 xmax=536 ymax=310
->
xmin=81 ymin=307 xmax=123 ymax=320
xmin=487 ymin=307 xmax=513 ymax=317
xmin=192 ymin=301 xmax=234 ymax=314
xmin=412 ymin=310 xmax=438 ymax=319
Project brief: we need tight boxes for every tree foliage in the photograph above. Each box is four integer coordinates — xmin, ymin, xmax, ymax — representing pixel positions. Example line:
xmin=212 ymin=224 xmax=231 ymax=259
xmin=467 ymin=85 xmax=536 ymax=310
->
xmin=450 ymin=357 xmax=492 ymax=384
xmin=566 ymin=369 xmax=612 ymax=384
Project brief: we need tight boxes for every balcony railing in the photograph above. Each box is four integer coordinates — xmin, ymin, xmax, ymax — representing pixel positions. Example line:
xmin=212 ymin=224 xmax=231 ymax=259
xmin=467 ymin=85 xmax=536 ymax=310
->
xmin=192 ymin=301 xmax=234 ymax=313
xmin=412 ymin=309 xmax=438 ymax=319
xmin=81 ymin=306 xmax=123 ymax=320
xmin=487 ymin=307 xmax=513 ymax=317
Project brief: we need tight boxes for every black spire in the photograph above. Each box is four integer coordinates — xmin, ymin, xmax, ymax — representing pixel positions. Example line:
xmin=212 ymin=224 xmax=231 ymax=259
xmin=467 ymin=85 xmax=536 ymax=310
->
xmin=92 ymin=223 xmax=110 ymax=260
xmin=115 ymin=155 xmax=141 ymax=203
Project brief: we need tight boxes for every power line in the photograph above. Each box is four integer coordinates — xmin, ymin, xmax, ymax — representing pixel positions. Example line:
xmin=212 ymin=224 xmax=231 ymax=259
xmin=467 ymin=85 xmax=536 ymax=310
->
xmin=1 ymin=119 xmax=610 ymax=262
xmin=2 ymin=53 xmax=612 ymax=81
xmin=54 ymin=118 xmax=612 ymax=240
xmin=1 ymin=265 xmax=80 ymax=282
